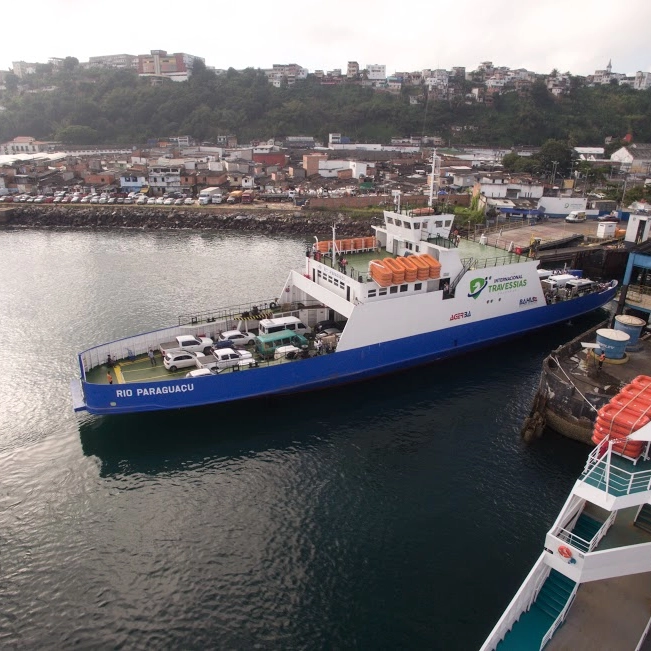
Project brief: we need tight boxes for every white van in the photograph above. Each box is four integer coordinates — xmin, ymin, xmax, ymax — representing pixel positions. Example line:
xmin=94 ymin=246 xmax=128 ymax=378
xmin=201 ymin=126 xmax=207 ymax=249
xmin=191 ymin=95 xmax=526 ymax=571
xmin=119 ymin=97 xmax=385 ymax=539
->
xmin=258 ymin=316 xmax=311 ymax=336
xmin=565 ymin=210 xmax=587 ymax=223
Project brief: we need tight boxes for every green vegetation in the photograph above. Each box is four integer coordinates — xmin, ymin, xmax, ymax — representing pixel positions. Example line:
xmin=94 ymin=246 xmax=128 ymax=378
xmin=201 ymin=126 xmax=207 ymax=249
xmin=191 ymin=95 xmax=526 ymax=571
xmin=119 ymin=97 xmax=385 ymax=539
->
xmin=1 ymin=65 xmax=651 ymax=147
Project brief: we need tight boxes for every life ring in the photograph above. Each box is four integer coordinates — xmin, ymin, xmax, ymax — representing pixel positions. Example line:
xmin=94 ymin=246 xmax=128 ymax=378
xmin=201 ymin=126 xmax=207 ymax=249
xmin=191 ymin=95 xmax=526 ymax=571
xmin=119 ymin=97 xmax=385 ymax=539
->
xmin=558 ymin=545 xmax=573 ymax=559
xmin=269 ymin=301 xmax=278 ymax=309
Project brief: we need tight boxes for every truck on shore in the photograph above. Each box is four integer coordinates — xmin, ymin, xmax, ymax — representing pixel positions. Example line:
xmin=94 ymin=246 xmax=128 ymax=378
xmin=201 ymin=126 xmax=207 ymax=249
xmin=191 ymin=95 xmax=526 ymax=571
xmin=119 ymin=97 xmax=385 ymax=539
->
xmin=198 ymin=187 xmax=223 ymax=205
xmin=226 ymin=190 xmax=244 ymax=204
xmin=241 ymin=190 xmax=254 ymax=204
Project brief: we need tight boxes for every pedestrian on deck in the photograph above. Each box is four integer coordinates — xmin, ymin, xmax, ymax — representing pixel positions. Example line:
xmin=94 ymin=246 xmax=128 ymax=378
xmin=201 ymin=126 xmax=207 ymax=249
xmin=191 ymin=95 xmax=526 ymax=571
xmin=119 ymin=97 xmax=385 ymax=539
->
xmin=148 ymin=348 xmax=156 ymax=366
xmin=598 ymin=352 xmax=605 ymax=371
xmin=315 ymin=338 xmax=322 ymax=355
xmin=107 ymin=371 xmax=113 ymax=385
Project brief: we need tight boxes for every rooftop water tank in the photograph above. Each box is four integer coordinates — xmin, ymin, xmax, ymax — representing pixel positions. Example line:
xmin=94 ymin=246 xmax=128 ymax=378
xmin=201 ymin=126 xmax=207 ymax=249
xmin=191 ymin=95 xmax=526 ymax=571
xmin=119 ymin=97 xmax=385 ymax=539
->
xmin=614 ymin=314 xmax=646 ymax=350
xmin=596 ymin=328 xmax=630 ymax=359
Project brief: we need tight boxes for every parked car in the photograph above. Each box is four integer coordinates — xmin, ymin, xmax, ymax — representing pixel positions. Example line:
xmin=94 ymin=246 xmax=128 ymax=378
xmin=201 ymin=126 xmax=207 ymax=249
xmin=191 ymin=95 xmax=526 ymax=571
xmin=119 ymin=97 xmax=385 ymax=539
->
xmin=147 ymin=197 xmax=156 ymax=205
xmin=174 ymin=198 xmax=184 ymax=205
xmin=163 ymin=350 xmax=201 ymax=372
xmin=136 ymin=197 xmax=146 ymax=205
xmin=183 ymin=198 xmax=194 ymax=205
xmin=218 ymin=330 xmax=256 ymax=347
xmin=598 ymin=212 xmax=620 ymax=222
xmin=565 ymin=210 xmax=587 ymax=223
xmin=163 ymin=198 xmax=174 ymax=205
xmin=70 ymin=196 xmax=81 ymax=203
xmin=156 ymin=197 xmax=165 ymax=205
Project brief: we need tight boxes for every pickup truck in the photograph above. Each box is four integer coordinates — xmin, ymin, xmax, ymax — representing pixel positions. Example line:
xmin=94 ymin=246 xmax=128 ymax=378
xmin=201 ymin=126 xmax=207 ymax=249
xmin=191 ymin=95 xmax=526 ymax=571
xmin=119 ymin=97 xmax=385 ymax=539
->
xmin=196 ymin=347 xmax=258 ymax=371
xmin=159 ymin=334 xmax=214 ymax=356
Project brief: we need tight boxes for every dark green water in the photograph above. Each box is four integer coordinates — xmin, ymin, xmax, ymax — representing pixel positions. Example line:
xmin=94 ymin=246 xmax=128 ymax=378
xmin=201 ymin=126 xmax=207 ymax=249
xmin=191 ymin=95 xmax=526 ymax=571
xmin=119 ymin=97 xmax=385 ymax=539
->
xmin=0 ymin=229 xmax=604 ymax=649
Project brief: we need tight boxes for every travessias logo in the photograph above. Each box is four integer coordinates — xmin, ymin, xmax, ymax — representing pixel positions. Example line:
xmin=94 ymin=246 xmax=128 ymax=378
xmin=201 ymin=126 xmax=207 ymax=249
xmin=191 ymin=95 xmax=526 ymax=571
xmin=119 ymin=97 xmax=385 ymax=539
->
xmin=468 ymin=277 xmax=489 ymax=299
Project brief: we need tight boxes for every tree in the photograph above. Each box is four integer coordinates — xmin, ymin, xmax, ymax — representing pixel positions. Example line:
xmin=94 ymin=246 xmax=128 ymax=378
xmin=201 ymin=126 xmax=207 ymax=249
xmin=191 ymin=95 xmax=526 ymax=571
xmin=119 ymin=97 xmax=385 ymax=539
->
xmin=4 ymin=72 xmax=19 ymax=91
xmin=57 ymin=125 xmax=100 ymax=144
xmin=63 ymin=57 xmax=79 ymax=71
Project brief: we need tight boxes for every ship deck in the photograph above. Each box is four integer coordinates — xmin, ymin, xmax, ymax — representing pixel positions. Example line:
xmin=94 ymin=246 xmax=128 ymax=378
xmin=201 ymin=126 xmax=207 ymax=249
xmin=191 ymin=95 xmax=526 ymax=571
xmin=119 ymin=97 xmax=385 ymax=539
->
xmin=89 ymin=349 xmax=310 ymax=385
xmin=317 ymin=238 xmax=527 ymax=280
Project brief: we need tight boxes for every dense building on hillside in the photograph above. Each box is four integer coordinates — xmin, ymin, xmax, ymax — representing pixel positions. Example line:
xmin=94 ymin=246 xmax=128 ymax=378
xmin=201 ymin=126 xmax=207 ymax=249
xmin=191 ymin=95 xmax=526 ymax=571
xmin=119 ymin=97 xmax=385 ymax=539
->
xmin=635 ymin=71 xmax=651 ymax=91
xmin=137 ymin=50 xmax=204 ymax=82
xmin=366 ymin=64 xmax=386 ymax=81
xmin=11 ymin=61 xmax=38 ymax=78
xmin=263 ymin=63 xmax=309 ymax=87
xmin=89 ymin=54 xmax=137 ymax=69
xmin=347 ymin=61 xmax=359 ymax=78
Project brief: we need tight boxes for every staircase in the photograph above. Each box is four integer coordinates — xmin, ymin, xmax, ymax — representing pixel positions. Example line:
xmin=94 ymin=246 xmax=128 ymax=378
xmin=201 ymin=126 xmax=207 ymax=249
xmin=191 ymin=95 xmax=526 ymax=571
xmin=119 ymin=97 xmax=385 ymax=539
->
xmin=634 ymin=504 xmax=651 ymax=533
xmin=496 ymin=570 xmax=576 ymax=651
xmin=570 ymin=513 xmax=603 ymax=552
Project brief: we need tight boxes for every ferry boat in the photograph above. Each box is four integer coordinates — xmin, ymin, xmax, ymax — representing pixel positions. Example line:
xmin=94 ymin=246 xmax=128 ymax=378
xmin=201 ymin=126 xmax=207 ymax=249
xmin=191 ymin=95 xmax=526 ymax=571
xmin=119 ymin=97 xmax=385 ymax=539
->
xmin=481 ymin=379 xmax=651 ymax=650
xmin=70 ymin=199 xmax=618 ymax=416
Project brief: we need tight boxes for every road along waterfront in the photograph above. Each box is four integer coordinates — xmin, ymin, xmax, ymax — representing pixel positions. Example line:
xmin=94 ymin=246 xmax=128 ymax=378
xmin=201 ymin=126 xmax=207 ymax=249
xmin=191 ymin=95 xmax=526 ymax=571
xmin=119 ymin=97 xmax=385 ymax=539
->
xmin=0 ymin=227 xmax=612 ymax=649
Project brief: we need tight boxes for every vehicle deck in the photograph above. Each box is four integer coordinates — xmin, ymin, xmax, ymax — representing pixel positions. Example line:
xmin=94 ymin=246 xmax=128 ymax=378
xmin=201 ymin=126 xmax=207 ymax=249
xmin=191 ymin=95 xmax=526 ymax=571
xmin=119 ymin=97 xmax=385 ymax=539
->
xmin=87 ymin=349 xmax=313 ymax=385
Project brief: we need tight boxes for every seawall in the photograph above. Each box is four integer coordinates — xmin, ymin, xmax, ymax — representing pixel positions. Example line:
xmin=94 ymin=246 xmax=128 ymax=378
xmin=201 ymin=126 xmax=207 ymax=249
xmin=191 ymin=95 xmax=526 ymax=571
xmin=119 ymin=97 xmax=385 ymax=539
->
xmin=1 ymin=206 xmax=382 ymax=238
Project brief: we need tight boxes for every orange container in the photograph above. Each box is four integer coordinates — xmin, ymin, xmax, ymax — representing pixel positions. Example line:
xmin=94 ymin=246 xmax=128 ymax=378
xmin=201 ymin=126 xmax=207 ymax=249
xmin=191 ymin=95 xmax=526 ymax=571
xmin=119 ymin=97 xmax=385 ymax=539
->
xmin=354 ymin=238 xmax=365 ymax=250
xmin=370 ymin=260 xmax=393 ymax=287
xmin=365 ymin=236 xmax=377 ymax=249
xmin=419 ymin=253 xmax=442 ymax=279
xmin=383 ymin=257 xmax=406 ymax=284
xmin=395 ymin=257 xmax=418 ymax=282
xmin=410 ymin=255 xmax=431 ymax=281
xmin=611 ymin=393 xmax=651 ymax=417
xmin=317 ymin=240 xmax=330 ymax=253
xmin=591 ymin=429 xmax=645 ymax=458
xmin=629 ymin=375 xmax=651 ymax=391
xmin=598 ymin=403 xmax=649 ymax=432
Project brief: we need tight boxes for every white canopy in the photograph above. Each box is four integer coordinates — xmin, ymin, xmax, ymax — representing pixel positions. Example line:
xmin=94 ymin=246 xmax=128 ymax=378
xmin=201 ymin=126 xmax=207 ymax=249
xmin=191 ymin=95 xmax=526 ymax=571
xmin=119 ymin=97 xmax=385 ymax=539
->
xmin=627 ymin=421 xmax=651 ymax=442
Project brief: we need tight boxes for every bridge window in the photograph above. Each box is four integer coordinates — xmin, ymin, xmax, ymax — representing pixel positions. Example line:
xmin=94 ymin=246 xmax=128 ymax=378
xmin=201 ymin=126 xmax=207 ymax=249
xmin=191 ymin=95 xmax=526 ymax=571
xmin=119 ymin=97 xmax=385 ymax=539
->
xmin=390 ymin=286 xmax=398 ymax=294
xmin=400 ymin=284 xmax=408 ymax=292
xmin=415 ymin=283 xmax=422 ymax=291
xmin=379 ymin=288 xmax=387 ymax=295
xmin=368 ymin=289 xmax=377 ymax=297
xmin=394 ymin=219 xmax=402 ymax=227
xmin=386 ymin=217 xmax=394 ymax=224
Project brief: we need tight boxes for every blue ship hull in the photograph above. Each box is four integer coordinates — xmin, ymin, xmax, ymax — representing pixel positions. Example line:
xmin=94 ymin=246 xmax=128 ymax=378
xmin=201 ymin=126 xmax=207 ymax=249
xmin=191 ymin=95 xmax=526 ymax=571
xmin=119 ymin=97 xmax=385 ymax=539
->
xmin=78 ymin=286 xmax=617 ymax=415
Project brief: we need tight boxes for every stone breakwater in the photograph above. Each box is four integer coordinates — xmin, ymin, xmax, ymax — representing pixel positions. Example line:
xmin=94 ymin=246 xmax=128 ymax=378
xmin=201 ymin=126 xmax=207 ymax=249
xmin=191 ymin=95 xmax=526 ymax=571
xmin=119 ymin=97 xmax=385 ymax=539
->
xmin=2 ymin=206 xmax=380 ymax=237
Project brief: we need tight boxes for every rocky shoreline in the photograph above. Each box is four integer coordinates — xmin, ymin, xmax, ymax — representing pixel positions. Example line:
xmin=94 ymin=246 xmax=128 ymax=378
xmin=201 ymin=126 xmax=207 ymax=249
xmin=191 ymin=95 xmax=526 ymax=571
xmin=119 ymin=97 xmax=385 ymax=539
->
xmin=1 ymin=206 xmax=381 ymax=237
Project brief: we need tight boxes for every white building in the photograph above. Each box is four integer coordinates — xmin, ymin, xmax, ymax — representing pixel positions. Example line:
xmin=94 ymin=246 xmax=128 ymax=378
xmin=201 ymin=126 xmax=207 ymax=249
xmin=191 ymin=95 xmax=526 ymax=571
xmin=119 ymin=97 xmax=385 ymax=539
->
xmin=147 ymin=166 xmax=182 ymax=194
xmin=366 ymin=64 xmax=386 ymax=81
xmin=635 ymin=71 xmax=651 ymax=91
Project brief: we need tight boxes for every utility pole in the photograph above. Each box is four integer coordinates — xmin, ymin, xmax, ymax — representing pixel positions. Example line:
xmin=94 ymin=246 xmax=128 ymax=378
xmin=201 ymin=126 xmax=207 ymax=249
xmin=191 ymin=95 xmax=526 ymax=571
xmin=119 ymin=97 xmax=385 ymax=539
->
xmin=551 ymin=160 xmax=559 ymax=188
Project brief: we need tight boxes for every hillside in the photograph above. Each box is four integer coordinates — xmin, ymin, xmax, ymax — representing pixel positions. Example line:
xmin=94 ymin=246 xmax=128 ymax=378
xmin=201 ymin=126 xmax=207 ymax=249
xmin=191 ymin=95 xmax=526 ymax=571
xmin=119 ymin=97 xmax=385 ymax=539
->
xmin=1 ymin=63 xmax=651 ymax=147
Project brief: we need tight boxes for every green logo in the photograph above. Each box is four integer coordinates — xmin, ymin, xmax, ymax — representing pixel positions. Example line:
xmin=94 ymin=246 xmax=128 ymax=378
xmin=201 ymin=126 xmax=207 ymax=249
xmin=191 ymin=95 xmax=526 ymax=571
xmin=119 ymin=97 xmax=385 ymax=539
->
xmin=468 ymin=277 xmax=488 ymax=299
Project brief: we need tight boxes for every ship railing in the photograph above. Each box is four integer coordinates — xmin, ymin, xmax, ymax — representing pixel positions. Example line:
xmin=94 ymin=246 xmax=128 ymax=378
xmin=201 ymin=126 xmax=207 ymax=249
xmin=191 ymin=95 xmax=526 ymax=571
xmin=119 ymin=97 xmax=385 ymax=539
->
xmin=348 ymin=266 xmax=372 ymax=283
xmin=556 ymin=510 xmax=616 ymax=553
xmin=538 ymin=583 xmax=578 ymax=651
xmin=582 ymin=447 xmax=651 ymax=497
xmin=479 ymin=554 xmax=550 ymax=651
xmin=177 ymin=299 xmax=322 ymax=326
xmin=177 ymin=299 xmax=278 ymax=326
xmin=472 ymin=253 xmax=525 ymax=268
xmin=447 ymin=258 xmax=475 ymax=297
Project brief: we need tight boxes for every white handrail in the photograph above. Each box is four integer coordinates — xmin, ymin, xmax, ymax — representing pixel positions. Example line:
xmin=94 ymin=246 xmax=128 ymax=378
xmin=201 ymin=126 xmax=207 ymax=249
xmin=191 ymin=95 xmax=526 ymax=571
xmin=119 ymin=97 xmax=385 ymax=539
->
xmin=539 ymin=584 xmax=579 ymax=650
xmin=479 ymin=555 xmax=549 ymax=651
